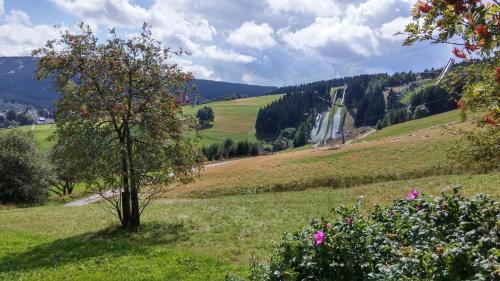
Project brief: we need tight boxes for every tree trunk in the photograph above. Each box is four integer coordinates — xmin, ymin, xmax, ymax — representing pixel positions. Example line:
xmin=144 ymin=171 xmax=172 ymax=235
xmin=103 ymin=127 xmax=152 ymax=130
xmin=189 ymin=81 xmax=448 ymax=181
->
xmin=126 ymin=124 xmax=140 ymax=229
xmin=120 ymin=147 xmax=132 ymax=229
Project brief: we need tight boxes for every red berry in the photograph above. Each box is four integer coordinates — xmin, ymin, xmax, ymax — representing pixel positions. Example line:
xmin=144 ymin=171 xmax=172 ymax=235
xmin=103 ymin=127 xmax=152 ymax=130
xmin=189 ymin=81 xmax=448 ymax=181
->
xmin=475 ymin=25 xmax=488 ymax=38
xmin=454 ymin=2 xmax=465 ymax=13
xmin=485 ymin=116 xmax=496 ymax=125
xmin=456 ymin=100 xmax=464 ymax=109
xmin=465 ymin=42 xmax=481 ymax=52
xmin=452 ymin=47 xmax=466 ymax=59
xmin=418 ymin=1 xmax=432 ymax=13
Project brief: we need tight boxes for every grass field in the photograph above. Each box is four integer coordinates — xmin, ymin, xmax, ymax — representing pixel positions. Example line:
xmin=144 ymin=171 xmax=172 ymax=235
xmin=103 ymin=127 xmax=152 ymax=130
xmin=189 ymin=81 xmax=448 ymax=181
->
xmin=167 ymin=116 xmax=467 ymax=198
xmin=1 ymin=124 xmax=55 ymax=152
xmin=183 ymin=95 xmax=281 ymax=145
xmin=353 ymin=109 xmax=461 ymax=143
xmin=0 ymin=95 xmax=281 ymax=151
xmin=1 ymin=103 xmax=498 ymax=280
xmin=0 ymin=173 xmax=498 ymax=280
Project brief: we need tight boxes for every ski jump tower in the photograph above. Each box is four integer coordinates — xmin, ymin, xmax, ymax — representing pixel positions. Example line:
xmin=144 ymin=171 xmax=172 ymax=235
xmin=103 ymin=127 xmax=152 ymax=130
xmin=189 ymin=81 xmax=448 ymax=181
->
xmin=310 ymin=84 xmax=348 ymax=145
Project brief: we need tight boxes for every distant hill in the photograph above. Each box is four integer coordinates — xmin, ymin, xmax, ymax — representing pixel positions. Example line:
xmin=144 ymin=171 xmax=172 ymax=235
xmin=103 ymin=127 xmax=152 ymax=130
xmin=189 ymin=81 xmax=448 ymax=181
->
xmin=0 ymin=57 xmax=276 ymax=108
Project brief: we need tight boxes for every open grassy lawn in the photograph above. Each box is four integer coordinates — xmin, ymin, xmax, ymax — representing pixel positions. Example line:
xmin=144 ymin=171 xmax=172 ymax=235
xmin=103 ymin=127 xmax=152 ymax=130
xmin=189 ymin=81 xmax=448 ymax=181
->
xmin=183 ymin=95 xmax=281 ymax=145
xmin=167 ymin=118 xmax=468 ymax=198
xmin=0 ymin=173 xmax=498 ymax=280
xmin=1 ymin=124 xmax=55 ymax=152
xmin=353 ymin=109 xmax=462 ymax=143
xmin=0 ymin=95 xmax=280 ymax=152
xmin=1 ymin=104 xmax=497 ymax=280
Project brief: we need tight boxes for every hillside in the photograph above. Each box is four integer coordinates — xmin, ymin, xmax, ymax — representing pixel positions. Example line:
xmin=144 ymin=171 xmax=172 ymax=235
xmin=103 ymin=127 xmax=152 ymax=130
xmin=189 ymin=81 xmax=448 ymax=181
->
xmin=184 ymin=95 xmax=282 ymax=145
xmin=3 ymin=95 xmax=282 ymax=151
xmin=0 ymin=57 xmax=276 ymax=108
xmin=167 ymin=110 xmax=468 ymax=198
xmin=1 ymin=110 xmax=498 ymax=280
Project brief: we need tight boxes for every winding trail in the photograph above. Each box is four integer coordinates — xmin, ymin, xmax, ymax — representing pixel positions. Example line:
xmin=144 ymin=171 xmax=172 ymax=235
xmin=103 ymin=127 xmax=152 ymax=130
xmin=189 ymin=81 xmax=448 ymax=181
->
xmin=63 ymin=160 xmax=238 ymax=207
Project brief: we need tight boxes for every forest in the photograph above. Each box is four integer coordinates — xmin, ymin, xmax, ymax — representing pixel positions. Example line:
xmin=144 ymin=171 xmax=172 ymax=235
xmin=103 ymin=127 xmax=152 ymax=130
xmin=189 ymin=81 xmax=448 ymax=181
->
xmin=255 ymin=72 xmax=424 ymax=139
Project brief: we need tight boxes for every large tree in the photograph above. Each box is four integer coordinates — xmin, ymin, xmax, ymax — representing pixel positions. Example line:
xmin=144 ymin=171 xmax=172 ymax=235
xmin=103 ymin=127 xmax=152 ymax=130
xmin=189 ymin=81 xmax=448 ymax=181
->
xmin=403 ymin=0 xmax=499 ymax=123
xmin=403 ymin=0 xmax=499 ymax=170
xmin=34 ymin=23 xmax=203 ymax=230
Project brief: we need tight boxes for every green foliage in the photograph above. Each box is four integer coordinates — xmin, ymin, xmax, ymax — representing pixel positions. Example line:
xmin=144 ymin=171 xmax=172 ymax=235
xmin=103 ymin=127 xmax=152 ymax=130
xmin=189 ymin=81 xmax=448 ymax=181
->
xmin=33 ymin=23 xmax=203 ymax=229
xmin=449 ymin=126 xmax=500 ymax=171
xmin=293 ymin=116 xmax=313 ymax=147
xmin=197 ymin=106 xmax=215 ymax=128
xmin=48 ymin=142 xmax=82 ymax=196
xmin=355 ymin=78 xmax=387 ymax=127
xmin=404 ymin=0 xmax=499 ymax=126
xmin=251 ymin=189 xmax=500 ymax=280
xmin=404 ymin=1 xmax=499 ymax=171
xmin=5 ymin=110 xmax=16 ymax=121
xmin=201 ymin=138 xmax=264 ymax=161
xmin=0 ymin=131 xmax=51 ymax=204
xmin=404 ymin=1 xmax=498 ymax=56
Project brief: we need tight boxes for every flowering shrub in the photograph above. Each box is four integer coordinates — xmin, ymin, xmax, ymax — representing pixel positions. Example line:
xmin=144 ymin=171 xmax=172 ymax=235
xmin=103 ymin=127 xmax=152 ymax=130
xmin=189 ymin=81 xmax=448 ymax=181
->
xmin=249 ymin=188 xmax=499 ymax=280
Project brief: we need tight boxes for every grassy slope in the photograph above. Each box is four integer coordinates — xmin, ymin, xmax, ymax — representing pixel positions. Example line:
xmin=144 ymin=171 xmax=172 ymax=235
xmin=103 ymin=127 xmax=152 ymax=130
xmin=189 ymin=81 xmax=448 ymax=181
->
xmin=1 ymin=105 xmax=499 ymax=280
xmin=0 ymin=174 xmax=498 ymax=280
xmin=1 ymin=95 xmax=281 ymax=152
xmin=1 ymin=124 xmax=55 ymax=152
xmin=167 ymin=115 xmax=465 ymax=198
xmin=183 ymin=95 xmax=281 ymax=145
xmin=354 ymin=109 xmax=461 ymax=143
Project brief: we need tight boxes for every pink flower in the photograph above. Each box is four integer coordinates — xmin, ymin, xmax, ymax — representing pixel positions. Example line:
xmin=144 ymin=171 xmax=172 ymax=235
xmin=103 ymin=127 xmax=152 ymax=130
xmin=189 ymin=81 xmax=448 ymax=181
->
xmin=347 ymin=217 xmax=353 ymax=225
xmin=314 ymin=230 xmax=326 ymax=246
xmin=326 ymin=223 xmax=332 ymax=229
xmin=407 ymin=189 xmax=420 ymax=201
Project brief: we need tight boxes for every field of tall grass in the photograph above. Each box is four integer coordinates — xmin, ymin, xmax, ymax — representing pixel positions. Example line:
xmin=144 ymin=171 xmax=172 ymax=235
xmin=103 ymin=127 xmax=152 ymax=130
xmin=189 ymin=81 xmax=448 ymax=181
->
xmin=168 ymin=118 xmax=470 ymax=198
xmin=0 ymin=173 xmax=498 ymax=280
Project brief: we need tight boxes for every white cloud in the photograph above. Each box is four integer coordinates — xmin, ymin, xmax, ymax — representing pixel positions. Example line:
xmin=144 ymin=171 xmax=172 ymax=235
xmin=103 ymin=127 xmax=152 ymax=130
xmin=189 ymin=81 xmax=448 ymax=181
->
xmin=173 ymin=57 xmax=220 ymax=80
xmin=49 ymin=0 xmax=216 ymax=42
xmin=49 ymin=0 xmax=149 ymax=26
xmin=203 ymin=46 xmax=256 ymax=63
xmin=0 ymin=0 xmax=4 ymax=16
xmin=265 ymin=0 xmax=341 ymax=17
xmin=177 ymin=36 xmax=256 ymax=63
xmin=345 ymin=0 xmax=397 ymax=25
xmin=227 ymin=21 xmax=276 ymax=49
xmin=149 ymin=1 xmax=216 ymax=42
xmin=279 ymin=17 xmax=380 ymax=57
xmin=379 ymin=16 xmax=412 ymax=41
xmin=0 ymin=10 xmax=60 ymax=56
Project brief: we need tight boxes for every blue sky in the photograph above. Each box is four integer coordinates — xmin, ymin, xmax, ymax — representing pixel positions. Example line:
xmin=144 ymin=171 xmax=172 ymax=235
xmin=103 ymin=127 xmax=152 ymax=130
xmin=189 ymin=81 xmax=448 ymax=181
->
xmin=0 ymin=0 xmax=456 ymax=86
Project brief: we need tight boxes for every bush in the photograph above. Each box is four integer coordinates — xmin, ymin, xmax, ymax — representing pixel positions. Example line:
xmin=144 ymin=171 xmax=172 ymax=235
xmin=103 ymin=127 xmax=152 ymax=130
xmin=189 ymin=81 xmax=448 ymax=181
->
xmin=246 ymin=188 xmax=499 ymax=280
xmin=449 ymin=126 xmax=500 ymax=171
xmin=197 ymin=106 xmax=214 ymax=128
xmin=201 ymin=139 xmax=265 ymax=161
xmin=0 ymin=131 xmax=51 ymax=204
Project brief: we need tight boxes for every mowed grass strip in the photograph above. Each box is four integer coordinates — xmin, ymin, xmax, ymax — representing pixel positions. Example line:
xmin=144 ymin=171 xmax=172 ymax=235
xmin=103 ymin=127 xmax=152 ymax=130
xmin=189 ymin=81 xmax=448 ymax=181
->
xmin=0 ymin=173 xmax=498 ymax=280
xmin=353 ymin=109 xmax=461 ymax=143
xmin=167 ymin=120 xmax=466 ymax=198
xmin=183 ymin=94 xmax=282 ymax=145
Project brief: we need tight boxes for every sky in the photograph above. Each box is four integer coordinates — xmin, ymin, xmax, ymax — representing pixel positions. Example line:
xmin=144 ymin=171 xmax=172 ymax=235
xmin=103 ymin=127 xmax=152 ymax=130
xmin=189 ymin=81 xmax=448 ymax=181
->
xmin=0 ymin=0 xmax=456 ymax=86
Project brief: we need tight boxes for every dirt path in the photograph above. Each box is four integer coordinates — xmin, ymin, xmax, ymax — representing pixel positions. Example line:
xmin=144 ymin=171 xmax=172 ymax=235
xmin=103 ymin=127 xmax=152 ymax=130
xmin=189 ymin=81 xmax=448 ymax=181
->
xmin=346 ymin=128 xmax=376 ymax=144
xmin=63 ymin=160 xmax=240 ymax=207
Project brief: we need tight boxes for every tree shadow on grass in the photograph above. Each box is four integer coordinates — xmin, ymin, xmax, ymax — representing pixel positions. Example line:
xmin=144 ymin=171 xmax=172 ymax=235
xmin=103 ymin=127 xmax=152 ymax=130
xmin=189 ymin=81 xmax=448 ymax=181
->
xmin=0 ymin=221 xmax=188 ymax=273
